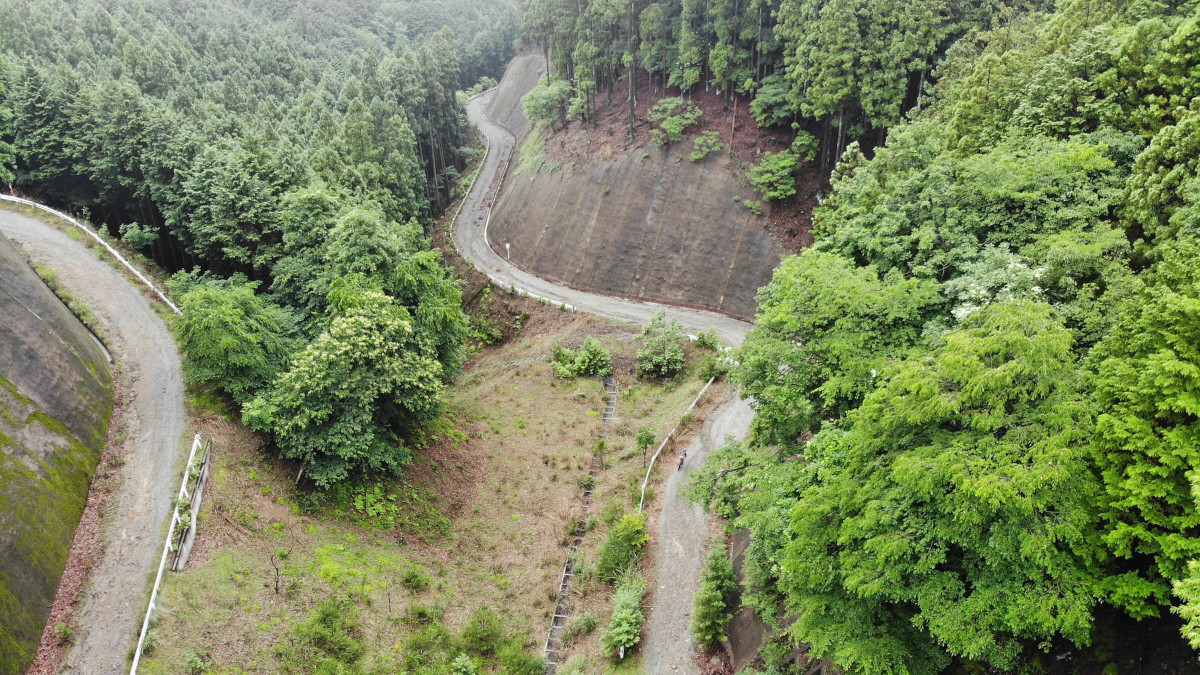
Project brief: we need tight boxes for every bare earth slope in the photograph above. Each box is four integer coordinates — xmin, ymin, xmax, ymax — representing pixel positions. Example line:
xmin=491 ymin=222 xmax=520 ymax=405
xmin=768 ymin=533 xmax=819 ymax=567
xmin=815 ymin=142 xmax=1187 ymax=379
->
xmin=457 ymin=73 xmax=755 ymax=673
xmin=484 ymin=50 xmax=544 ymax=140
xmin=0 ymin=209 xmax=187 ymax=675
xmin=484 ymin=53 xmax=784 ymax=321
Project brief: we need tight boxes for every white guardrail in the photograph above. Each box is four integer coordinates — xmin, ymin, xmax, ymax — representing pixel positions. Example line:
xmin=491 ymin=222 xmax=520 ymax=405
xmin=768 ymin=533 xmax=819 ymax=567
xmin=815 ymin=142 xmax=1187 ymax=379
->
xmin=130 ymin=434 xmax=208 ymax=674
xmin=638 ymin=375 xmax=717 ymax=511
xmin=0 ymin=194 xmax=181 ymax=315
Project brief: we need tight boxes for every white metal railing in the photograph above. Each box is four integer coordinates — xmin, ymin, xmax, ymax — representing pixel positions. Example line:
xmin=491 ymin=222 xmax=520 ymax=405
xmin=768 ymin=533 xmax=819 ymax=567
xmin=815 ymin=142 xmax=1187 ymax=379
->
xmin=130 ymin=434 xmax=204 ymax=674
xmin=638 ymin=376 xmax=717 ymax=511
xmin=0 ymin=195 xmax=180 ymax=315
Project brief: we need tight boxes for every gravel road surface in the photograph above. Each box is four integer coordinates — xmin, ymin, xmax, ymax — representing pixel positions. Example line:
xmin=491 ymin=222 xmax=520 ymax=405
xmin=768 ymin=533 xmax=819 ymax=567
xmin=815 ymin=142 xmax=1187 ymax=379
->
xmin=0 ymin=209 xmax=187 ymax=675
xmin=457 ymin=71 xmax=758 ymax=674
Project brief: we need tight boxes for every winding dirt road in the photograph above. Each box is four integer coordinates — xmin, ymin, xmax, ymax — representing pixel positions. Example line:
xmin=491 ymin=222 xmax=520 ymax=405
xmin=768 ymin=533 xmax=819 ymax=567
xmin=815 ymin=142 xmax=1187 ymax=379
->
xmin=456 ymin=66 xmax=757 ymax=673
xmin=0 ymin=209 xmax=187 ymax=674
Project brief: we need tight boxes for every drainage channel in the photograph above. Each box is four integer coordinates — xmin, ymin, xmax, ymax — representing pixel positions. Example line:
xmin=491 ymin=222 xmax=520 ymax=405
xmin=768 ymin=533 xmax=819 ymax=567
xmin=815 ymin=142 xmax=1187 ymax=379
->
xmin=543 ymin=375 xmax=617 ymax=672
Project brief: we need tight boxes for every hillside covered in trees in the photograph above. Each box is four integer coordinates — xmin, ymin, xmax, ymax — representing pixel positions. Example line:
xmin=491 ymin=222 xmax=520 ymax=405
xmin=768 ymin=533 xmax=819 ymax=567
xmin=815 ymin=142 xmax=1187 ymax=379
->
xmin=518 ymin=0 xmax=1031 ymax=172
xmin=688 ymin=0 xmax=1200 ymax=671
xmin=0 ymin=0 xmax=517 ymax=485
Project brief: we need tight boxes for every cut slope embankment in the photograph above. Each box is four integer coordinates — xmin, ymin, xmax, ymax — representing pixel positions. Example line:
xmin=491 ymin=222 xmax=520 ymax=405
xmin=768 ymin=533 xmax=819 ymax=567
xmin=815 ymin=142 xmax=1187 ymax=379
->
xmin=0 ymin=207 xmax=186 ymax=675
xmin=490 ymin=142 xmax=783 ymax=321
xmin=484 ymin=53 xmax=783 ymax=322
xmin=484 ymin=50 xmax=545 ymax=140
xmin=0 ymin=233 xmax=112 ymax=675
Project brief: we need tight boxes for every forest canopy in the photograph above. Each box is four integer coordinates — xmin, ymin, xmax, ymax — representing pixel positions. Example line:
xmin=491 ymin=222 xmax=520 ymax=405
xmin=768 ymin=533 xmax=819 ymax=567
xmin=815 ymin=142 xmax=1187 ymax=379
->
xmin=0 ymin=0 xmax=518 ymax=485
xmin=518 ymin=0 xmax=1033 ymax=169
xmin=690 ymin=0 xmax=1200 ymax=671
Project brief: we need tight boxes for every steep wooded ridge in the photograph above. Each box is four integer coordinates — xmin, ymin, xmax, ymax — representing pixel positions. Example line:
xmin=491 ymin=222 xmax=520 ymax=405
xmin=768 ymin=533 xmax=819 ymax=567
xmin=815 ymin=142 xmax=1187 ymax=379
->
xmin=0 ymin=0 xmax=514 ymax=489
xmin=685 ymin=1 xmax=1200 ymax=673
xmin=0 ymin=232 xmax=111 ymax=675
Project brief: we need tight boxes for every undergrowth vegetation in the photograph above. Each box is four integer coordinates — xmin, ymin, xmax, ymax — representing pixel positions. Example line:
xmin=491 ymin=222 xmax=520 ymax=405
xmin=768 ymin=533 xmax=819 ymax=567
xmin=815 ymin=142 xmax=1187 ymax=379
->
xmin=143 ymin=308 xmax=723 ymax=674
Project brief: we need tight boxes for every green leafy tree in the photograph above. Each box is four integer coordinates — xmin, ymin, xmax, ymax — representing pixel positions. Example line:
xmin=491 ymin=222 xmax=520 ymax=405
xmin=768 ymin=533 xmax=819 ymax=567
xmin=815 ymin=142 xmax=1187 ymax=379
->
xmin=635 ymin=310 xmax=686 ymax=379
xmin=1122 ymin=105 xmax=1200 ymax=250
xmin=175 ymin=280 xmax=299 ymax=406
xmin=521 ymin=77 xmax=572 ymax=129
xmin=1089 ymin=237 xmax=1200 ymax=615
xmin=0 ymin=56 xmax=14 ymax=185
xmin=781 ymin=301 xmax=1103 ymax=672
xmin=635 ymin=425 xmax=656 ymax=465
xmin=1175 ymin=559 xmax=1200 ymax=650
xmin=243 ymin=278 xmax=448 ymax=487
xmin=816 ymin=128 xmax=1121 ymax=281
xmin=734 ymin=250 xmax=939 ymax=450
xmin=691 ymin=546 xmax=738 ymax=649
xmin=750 ymin=75 xmax=797 ymax=128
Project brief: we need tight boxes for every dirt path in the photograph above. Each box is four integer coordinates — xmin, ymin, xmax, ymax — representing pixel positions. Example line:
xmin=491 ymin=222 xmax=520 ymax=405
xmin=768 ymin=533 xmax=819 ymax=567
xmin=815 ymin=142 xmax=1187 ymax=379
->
xmin=0 ymin=209 xmax=187 ymax=675
xmin=642 ymin=395 xmax=754 ymax=672
xmin=457 ymin=62 xmax=757 ymax=674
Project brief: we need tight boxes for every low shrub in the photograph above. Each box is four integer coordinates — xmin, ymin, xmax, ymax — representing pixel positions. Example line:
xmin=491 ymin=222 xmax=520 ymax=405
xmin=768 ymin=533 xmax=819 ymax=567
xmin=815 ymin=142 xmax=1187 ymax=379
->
xmin=694 ymin=328 xmax=720 ymax=351
xmin=400 ymin=565 xmax=431 ymax=591
xmin=562 ymin=612 xmax=599 ymax=647
xmin=460 ymin=606 xmax=506 ymax=655
xmin=497 ymin=643 xmax=545 ymax=674
xmin=649 ymin=97 xmax=703 ymax=146
xmin=275 ymin=596 xmax=365 ymax=673
xmin=691 ymin=545 xmax=739 ymax=649
xmin=747 ymin=149 xmax=800 ymax=201
xmin=595 ymin=513 xmax=649 ymax=582
xmin=552 ymin=337 xmax=613 ymax=378
xmin=601 ymin=570 xmax=647 ymax=657
xmin=691 ymin=130 xmax=723 ymax=161
xmin=451 ymin=653 xmax=480 ymax=675
xmin=699 ymin=356 xmax=731 ymax=380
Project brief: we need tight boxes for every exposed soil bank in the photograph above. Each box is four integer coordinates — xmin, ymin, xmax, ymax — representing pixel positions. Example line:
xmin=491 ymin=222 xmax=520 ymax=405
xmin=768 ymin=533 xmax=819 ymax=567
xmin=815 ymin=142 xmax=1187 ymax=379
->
xmin=0 ymin=233 xmax=112 ymax=675
xmin=486 ymin=53 xmax=785 ymax=322
xmin=485 ymin=50 xmax=544 ymax=140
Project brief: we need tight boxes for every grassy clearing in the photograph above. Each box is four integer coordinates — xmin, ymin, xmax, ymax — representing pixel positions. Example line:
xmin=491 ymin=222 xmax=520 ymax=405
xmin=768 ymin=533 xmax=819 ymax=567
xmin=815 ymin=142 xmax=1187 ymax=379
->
xmin=139 ymin=305 xmax=726 ymax=674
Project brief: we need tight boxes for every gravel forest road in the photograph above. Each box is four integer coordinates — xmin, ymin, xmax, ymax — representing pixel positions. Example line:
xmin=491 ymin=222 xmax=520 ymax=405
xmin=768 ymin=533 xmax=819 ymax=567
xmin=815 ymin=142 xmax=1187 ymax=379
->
xmin=0 ymin=209 xmax=187 ymax=675
xmin=456 ymin=68 xmax=756 ymax=674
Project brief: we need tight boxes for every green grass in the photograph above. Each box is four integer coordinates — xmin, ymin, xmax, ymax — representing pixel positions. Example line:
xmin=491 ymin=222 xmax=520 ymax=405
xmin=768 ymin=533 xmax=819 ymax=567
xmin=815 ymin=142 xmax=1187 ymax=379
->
xmin=143 ymin=308 xmax=724 ymax=674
